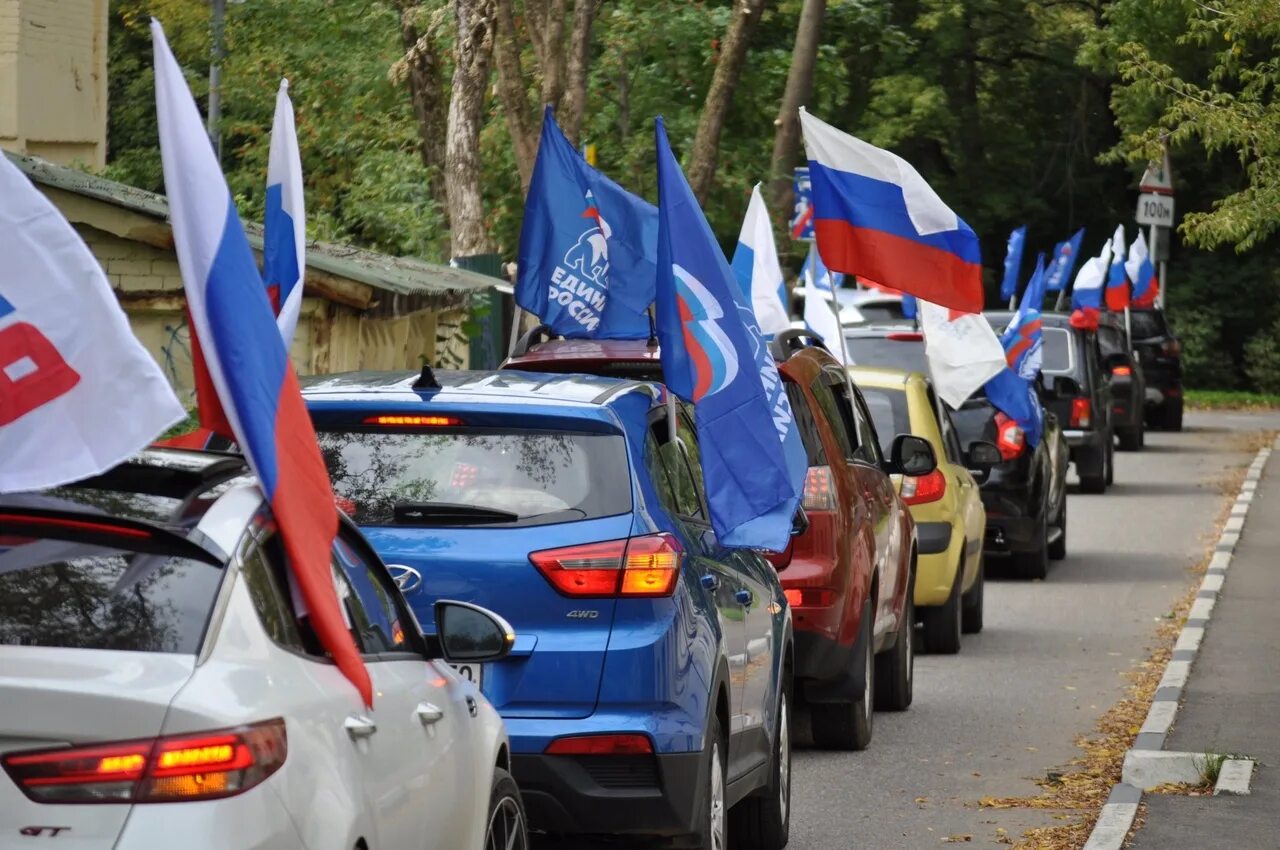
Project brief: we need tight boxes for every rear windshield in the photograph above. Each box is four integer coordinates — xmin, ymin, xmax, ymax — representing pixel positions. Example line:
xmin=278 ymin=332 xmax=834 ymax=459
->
xmin=854 ymin=304 xmax=908 ymax=324
xmin=1130 ymin=311 xmax=1167 ymax=341
xmin=1042 ymin=328 xmax=1073 ymax=373
xmin=316 ymin=430 xmax=632 ymax=527
xmin=951 ymin=393 xmax=995 ymax=446
xmin=844 ymin=336 xmax=929 ymax=374
xmin=0 ymin=542 xmax=224 ymax=653
xmin=858 ymin=388 xmax=909 ymax=457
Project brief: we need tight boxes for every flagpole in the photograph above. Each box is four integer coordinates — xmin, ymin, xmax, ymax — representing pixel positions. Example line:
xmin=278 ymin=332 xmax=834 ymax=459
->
xmin=507 ymin=305 xmax=524 ymax=356
xmin=1054 ymin=283 xmax=1068 ymax=312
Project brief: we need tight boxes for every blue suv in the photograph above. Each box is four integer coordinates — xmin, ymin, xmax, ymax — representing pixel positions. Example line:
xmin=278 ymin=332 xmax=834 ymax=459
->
xmin=304 ymin=368 xmax=795 ymax=849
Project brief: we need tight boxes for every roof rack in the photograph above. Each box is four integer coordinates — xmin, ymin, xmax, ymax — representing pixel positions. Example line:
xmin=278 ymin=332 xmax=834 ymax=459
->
xmin=769 ymin=328 xmax=830 ymax=362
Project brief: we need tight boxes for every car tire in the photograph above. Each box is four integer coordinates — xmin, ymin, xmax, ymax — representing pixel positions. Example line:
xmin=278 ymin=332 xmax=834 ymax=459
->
xmin=689 ymin=714 xmax=727 ymax=850
xmin=961 ymin=557 xmax=984 ymax=635
xmin=1105 ymin=438 xmax=1115 ymax=486
xmin=811 ymin=600 xmax=874 ymax=750
xmin=875 ymin=580 xmax=915 ymax=710
xmin=1048 ymin=493 xmax=1067 ymax=561
xmin=1118 ymin=425 xmax=1142 ymax=451
xmin=731 ymin=686 xmax=791 ymax=850
xmin=1014 ymin=511 xmax=1049 ymax=580
xmin=1078 ymin=445 xmax=1106 ymax=494
xmin=484 ymin=768 xmax=529 ymax=850
xmin=1166 ymin=398 xmax=1184 ymax=432
xmin=921 ymin=565 xmax=962 ymax=654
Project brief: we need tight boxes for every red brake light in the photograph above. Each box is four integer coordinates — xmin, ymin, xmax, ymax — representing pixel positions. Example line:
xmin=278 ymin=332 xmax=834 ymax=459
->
xmin=994 ymin=413 xmax=1025 ymax=460
xmin=362 ymin=415 xmax=464 ymax=427
xmin=2 ymin=719 xmax=286 ymax=804
xmin=1070 ymin=397 xmax=1092 ymax=428
xmin=783 ymin=587 xmax=837 ymax=608
xmin=802 ymin=466 xmax=837 ymax=511
xmin=900 ymin=468 xmax=946 ymax=505
xmin=1161 ymin=340 xmax=1182 ymax=357
xmin=530 ymin=533 xmax=682 ymax=598
xmin=886 ymin=332 xmax=924 ymax=341
xmin=1111 ymin=365 xmax=1132 ymax=377
xmin=545 ymin=734 xmax=653 ymax=756
xmin=0 ymin=514 xmax=151 ymax=539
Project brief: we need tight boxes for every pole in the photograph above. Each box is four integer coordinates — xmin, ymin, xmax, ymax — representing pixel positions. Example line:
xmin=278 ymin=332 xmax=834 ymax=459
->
xmin=666 ymin=393 xmax=678 ymax=445
xmin=1149 ymin=222 xmax=1165 ymax=310
xmin=1123 ymin=306 xmax=1133 ymax=352
xmin=507 ymin=305 xmax=523 ymax=356
xmin=208 ymin=0 xmax=226 ymax=162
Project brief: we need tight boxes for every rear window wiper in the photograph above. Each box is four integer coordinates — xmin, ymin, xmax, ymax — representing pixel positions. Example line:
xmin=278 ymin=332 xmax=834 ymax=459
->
xmin=392 ymin=501 xmax=521 ymax=526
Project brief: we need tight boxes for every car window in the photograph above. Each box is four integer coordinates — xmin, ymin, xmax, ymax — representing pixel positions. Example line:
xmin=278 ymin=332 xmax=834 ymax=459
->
xmin=316 ymin=428 xmax=631 ymax=527
xmin=240 ymin=539 xmax=306 ymax=652
xmin=785 ymin=381 xmax=828 ymax=466
xmin=940 ymin=406 xmax=965 ymax=464
xmin=1129 ymin=311 xmax=1167 ymax=341
xmin=1041 ymin=328 xmax=1074 ymax=374
xmin=849 ymin=387 xmax=885 ymax=465
xmin=857 ymin=388 xmax=904 ymax=458
xmin=647 ymin=410 xmax=707 ymax=522
xmin=1098 ymin=326 xmax=1127 ymax=357
xmin=809 ymin=378 xmax=856 ymax=459
xmin=676 ymin=410 xmax=710 ymax=521
xmin=644 ymin=430 xmax=680 ymax=514
xmin=333 ymin=535 xmax=411 ymax=655
xmin=843 ymin=335 xmax=929 ymax=374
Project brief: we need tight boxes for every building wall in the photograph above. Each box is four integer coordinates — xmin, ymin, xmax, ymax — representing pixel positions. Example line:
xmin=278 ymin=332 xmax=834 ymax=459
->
xmin=0 ymin=0 xmax=108 ymax=167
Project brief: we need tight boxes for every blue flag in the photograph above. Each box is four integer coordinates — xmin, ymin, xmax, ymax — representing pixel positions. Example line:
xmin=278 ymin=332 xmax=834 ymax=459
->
xmin=653 ymin=117 xmax=804 ymax=551
xmin=1000 ymin=226 xmax=1027 ymax=302
xmin=1045 ymin=228 xmax=1084 ymax=293
xmin=901 ymin=293 xmax=917 ymax=320
xmin=987 ymin=254 xmax=1046 ymax=448
xmin=516 ymin=108 xmax=656 ymax=339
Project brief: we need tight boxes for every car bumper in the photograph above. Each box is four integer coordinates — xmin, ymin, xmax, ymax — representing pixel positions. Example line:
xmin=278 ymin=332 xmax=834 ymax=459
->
xmin=914 ymin=522 xmax=959 ymax=606
xmin=1062 ymin=428 xmax=1105 ymax=450
xmin=793 ymin=626 xmax=855 ymax=684
xmin=514 ymin=750 xmax=704 ymax=838
xmin=113 ymin=785 xmax=304 ymax=849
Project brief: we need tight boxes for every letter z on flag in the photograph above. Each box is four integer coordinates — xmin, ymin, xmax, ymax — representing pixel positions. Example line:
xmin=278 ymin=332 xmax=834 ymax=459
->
xmin=152 ymin=19 xmax=371 ymax=707
xmin=799 ymin=108 xmax=984 ymax=314
xmin=0 ymin=153 xmax=185 ymax=493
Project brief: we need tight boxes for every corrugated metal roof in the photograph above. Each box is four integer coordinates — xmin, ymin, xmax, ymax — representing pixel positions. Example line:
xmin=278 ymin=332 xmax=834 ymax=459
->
xmin=5 ymin=150 xmax=498 ymax=298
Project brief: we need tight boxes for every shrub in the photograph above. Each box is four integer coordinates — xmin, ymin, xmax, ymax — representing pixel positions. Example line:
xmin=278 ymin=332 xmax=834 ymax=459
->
xmin=1244 ymin=319 xmax=1280 ymax=395
xmin=1174 ymin=308 xmax=1239 ymax=389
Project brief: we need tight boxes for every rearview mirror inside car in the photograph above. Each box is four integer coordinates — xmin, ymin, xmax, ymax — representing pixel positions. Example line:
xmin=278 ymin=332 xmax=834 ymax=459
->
xmin=966 ymin=441 xmax=1002 ymax=471
xmin=434 ymin=600 xmax=516 ymax=664
xmin=1051 ymin=375 xmax=1082 ymax=398
xmin=890 ymin=434 xmax=937 ymax=477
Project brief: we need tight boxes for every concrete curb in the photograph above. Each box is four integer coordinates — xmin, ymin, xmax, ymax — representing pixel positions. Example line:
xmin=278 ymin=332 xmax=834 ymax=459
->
xmin=1081 ymin=442 xmax=1273 ymax=850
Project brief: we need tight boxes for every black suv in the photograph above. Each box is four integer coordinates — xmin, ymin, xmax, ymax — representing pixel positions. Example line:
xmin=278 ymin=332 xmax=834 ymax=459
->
xmin=843 ymin=328 xmax=1069 ymax=579
xmin=1129 ymin=308 xmax=1183 ymax=432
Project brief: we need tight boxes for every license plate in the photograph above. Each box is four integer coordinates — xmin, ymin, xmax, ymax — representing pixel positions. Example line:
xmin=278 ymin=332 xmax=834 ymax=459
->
xmin=449 ymin=662 xmax=483 ymax=689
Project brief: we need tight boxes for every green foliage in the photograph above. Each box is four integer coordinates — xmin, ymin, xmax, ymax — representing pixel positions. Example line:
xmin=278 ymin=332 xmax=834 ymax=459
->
xmin=1244 ymin=318 xmax=1280 ymax=395
xmin=1172 ymin=307 xmax=1238 ymax=389
xmin=1185 ymin=389 xmax=1280 ymax=410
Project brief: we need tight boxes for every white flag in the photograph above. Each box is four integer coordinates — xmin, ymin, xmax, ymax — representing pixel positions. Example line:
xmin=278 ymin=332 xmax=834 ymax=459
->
xmin=265 ymin=78 xmax=306 ymax=347
xmin=731 ymin=184 xmax=791 ymax=336
xmin=918 ymin=301 xmax=1006 ymax=409
xmin=0 ymin=155 xmax=184 ymax=493
xmin=802 ymin=245 xmax=846 ymax=363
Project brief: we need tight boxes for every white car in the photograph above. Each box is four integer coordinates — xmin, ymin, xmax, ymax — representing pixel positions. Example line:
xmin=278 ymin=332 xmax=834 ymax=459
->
xmin=792 ymin=286 xmax=911 ymax=326
xmin=0 ymin=448 xmax=526 ymax=850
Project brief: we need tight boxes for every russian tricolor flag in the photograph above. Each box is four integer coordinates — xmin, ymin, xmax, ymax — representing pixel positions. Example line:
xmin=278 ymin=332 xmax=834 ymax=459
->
xmin=1126 ymin=231 xmax=1160 ymax=308
xmin=799 ymin=109 xmax=984 ymax=315
xmin=1104 ymin=224 xmax=1130 ymax=311
xmin=1070 ymin=238 xmax=1110 ymax=329
xmin=265 ymin=79 xmax=306 ymax=347
xmin=152 ymin=20 xmax=371 ymax=706
xmin=730 ymin=184 xmax=791 ymax=337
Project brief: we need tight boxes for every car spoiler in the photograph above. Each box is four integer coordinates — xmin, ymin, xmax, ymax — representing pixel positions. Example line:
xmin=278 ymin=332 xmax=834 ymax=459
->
xmin=0 ymin=508 xmax=227 ymax=566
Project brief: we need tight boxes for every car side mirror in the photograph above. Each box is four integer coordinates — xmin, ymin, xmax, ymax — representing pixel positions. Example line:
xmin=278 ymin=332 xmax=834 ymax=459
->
xmin=965 ymin=441 xmax=1001 ymax=484
xmin=791 ymin=506 xmax=810 ymax=537
xmin=434 ymin=600 xmax=515 ymax=664
xmin=1051 ymin=375 xmax=1082 ymax=398
xmin=890 ymin=434 xmax=936 ymax=477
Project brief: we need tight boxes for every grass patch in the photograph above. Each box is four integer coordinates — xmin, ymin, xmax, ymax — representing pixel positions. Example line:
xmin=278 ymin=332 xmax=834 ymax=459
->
xmin=1186 ymin=389 xmax=1280 ymax=410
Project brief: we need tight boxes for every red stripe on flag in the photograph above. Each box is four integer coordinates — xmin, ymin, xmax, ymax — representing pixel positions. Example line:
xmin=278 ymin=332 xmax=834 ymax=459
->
xmin=1105 ymin=285 xmax=1130 ymax=312
xmin=791 ymin=206 xmax=813 ymax=239
xmin=187 ymin=307 xmax=234 ymax=440
xmin=270 ymin=368 xmax=372 ymax=707
xmin=813 ymin=219 xmax=984 ymax=314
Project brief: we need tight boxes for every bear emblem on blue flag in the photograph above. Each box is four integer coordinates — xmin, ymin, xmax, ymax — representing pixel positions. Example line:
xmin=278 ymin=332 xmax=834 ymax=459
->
xmin=673 ymin=263 xmax=739 ymax=401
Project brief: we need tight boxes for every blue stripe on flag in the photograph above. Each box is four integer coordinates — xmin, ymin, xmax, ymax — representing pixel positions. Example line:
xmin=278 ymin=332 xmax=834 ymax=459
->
xmin=206 ymin=196 xmax=287 ymax=496
xmin=0 ymin=293 xmax=13 ymax=320
xmin=730 ymin=241 xmax=754 ymax=301
xmin=264 ymin=183 xmax=300 ymax=307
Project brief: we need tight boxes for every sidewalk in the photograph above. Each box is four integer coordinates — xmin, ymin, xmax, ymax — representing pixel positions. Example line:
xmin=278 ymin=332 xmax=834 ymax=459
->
xmin=1126 ymin=440 xmax=1280 ymax=848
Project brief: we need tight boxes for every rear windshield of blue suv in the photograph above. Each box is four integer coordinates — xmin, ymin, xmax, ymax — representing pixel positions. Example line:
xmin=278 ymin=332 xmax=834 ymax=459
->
xmin=316 ymin=430 xmax=632 ymax=527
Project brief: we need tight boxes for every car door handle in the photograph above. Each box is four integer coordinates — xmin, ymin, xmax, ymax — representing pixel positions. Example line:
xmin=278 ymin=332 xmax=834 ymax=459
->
xmin=701 ymin=573 xmax=720 ymax=591
xmin=735 ymin=589 xmax=753 ymax=606
xmin=343 ymin=714 xmax=377 ymax=739
xmin=415 ymin=702 xmax=444 ymax=726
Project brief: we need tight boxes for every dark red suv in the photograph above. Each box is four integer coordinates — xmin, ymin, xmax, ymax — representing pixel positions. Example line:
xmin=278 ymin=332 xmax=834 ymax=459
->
xmin=503 ymin=326 xmax=927 ymax=751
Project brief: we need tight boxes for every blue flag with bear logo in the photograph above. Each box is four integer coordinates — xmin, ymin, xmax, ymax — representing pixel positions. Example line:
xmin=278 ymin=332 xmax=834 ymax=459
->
xmin=515 ymin=108 xmax=655 ymax=339
xmin=653 ymin=117 xmax=804 ymax=551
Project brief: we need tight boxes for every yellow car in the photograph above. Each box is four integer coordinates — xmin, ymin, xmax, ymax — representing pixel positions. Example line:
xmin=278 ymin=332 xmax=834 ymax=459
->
xmin=848 ymin=367 xmax=996 ymax=654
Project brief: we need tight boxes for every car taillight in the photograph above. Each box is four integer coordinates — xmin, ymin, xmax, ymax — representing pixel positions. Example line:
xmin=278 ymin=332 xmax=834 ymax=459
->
xmin=783 ymin=587 xmax=837 ymax=608
xmin=901 ymin=468 xmax=946 ymax=505
xmin=1161 ymin=340 xmax=1182 ymax=357
xmin=994 ymin=413 xmax=1025 ymax=460
xmin=1070 ymin=397 xmax=1091 ymax=428
xmin=362 ymin=414 xmax=464 ymax=427
xmin=802 ymin=466 xmax=837 ymax=511
xmin=1111 ymin=365 xmax=1132 ymax=377
xmin=545 ymin=734 xmax=653 ymax=755
xmin=529 ymin=533 xmax=682 ymax=598
xmin=1 ymin=719 xmax=286 ymax=804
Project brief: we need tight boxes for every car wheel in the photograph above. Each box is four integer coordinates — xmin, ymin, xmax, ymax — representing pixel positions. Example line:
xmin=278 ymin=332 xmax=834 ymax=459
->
xmin=811 ymin=600 xmax=874 ymax=750
xmin=1078 ymin=445 xmax=1106 ymax=494
xmin=921 ymin=565 xmax=962 ymax=654
xmin=1118 ymin=425 xmax=1141 ymax=451
xmin=1105 ymin=439 xmax=1115 ymax=486
xmin=730 ymin=687 xmax=791 ymax=850
xmin=484 ymin=768 xmax=528 ymax=850
xmin=875 ymin=582 xmax=915 ymax=709
xmin=689 ymin=714 xmax=727 ymax=850
xmin=961 ymin=557 xmax=984 ymax=634
xmin=1166 ymin=398 xmax=1184 ymax=432
xmin=1014 ymin=511 xmax=1049 ymax=580
xmin=1048 ymin=492 xmax=1067 ymax=561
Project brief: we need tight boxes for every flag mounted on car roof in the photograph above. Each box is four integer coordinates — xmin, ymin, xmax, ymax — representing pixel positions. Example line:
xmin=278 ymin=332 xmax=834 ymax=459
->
xmin=918 ymin=301 xmax=1006 ymax=409
xmin=1070 ymin=238 xmax=1110 ymax=330
xmin=1000 ymin=226 xmax=1027 ymax=303
xmin=516 ymin=108 xmax=655 ymax=340
xmin=0 ymin=155 xmax=185 ymax=493
xmin=1045 ymin=228 xmax=1084 ymax=293
xmin=731 ymin=184 xmax=791 ymax=337
xmin=152 ymin=19 xmax=371 ymax=707
xmin=1001 ymin=254 xmax=1047 ymax=383
xmin=653 ymin=117 xmax=804 ymax=552
xmin=799 ymin=108 xmax=983 ymax=314
xmin=1104 ymin=225 xmax=1130 ymax=311
xmin=1126 ymin=232 xmax=1159 ymax=308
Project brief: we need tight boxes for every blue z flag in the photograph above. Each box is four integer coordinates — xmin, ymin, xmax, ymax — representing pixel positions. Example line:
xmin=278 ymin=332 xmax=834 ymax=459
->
xmin=653 ymin=117 xmax=804 ymax=551
xmin=1001 ymin=226 xmax=1027 ymax=302
xmin=516 ymin=108 xmax=656 ymax=339
xmin=1045 ymin=228 xmax=1084 ymax=293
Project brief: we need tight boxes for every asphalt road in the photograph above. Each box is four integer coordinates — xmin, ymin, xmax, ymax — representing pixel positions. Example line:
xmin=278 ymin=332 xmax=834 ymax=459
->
xmin=787 ymin=410 xmax=1277 ymax=849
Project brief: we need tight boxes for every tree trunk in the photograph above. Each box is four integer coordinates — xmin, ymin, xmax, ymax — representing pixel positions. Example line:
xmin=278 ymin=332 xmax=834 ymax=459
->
xmin=768 ymin=0 xmax=825 ymax=218
xmin=686 ymin=0 xmax=767 ymax=203
xmin=537 ymin=0 xmax=568 ymax=108
xmin=445 ymin=0 xmax=497 ymax=257
xmin=493 ymin=0 xmax=538 ymax=192
xmin=559 ymin=0 xmax=597 ymax=146
xmin=395 ymin=2 xmax=449 ymax=205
